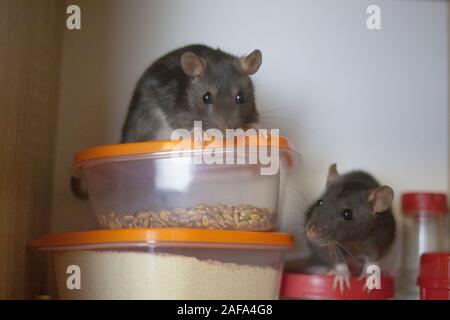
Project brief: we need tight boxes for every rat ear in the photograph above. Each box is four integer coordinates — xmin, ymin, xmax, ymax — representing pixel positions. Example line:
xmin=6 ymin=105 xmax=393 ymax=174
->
xmin=240 ymin=49 xmax=262 ymax=75
xmin=326 ymin=163 xmax=339 ymax=187
xmin=368 ymin=186 xmax=394 ymax=214
xmin=181 ymin=52 xmax=206 ymax=77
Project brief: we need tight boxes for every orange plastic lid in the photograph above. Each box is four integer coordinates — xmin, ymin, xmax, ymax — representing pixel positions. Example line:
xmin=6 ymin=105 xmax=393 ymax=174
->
xmin=30 ymin=228 xmax=294 ymax=250
xmin=73 ymin=134 xmax=291 ymax=168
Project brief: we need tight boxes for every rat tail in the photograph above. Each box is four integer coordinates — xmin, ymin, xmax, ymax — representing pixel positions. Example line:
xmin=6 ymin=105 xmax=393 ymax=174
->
xmin=70 ymin=176 xmax=89 ymax=200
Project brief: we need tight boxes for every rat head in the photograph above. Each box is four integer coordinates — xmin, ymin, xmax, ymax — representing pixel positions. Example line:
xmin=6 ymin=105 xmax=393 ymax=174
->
xmin=180 ymin=49 xmax=261 ymax=132
xmin=305 ymin=164 xmax=394 ymax=247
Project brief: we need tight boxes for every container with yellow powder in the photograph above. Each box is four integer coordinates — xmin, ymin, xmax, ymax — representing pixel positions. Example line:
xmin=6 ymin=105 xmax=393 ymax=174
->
xmin=31 ymin=228 xmax=294 ymax=300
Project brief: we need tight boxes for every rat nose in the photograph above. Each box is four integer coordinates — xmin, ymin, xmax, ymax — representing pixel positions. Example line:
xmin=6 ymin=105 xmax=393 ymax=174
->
xmin=306 ymin=224 xmax=319 ymax=240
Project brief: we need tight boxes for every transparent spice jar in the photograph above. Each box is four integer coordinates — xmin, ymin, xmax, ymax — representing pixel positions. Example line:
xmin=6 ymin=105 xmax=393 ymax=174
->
xmin=418 ymin=252 xmax=450 ymax=300
xmin=398 ymin=192 xmax=448 ymax=299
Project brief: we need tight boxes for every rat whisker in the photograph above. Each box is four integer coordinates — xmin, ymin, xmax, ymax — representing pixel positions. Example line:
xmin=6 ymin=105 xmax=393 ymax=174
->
xmin=284 ymin=186 xmax=309 ymax=210
xmin=310 ymin=237 xmax=330 ymax=248
xmin=327 ymin=240 xmax=343 ymax=264
xmin=258 ymin=107 xmax=293 ymax=115
xmin=331 ymin=240 xmax=345 ymax=262
xmin=332 ymin=239 xmax=363 ymax=268
xmin=332 ymin=240 xmax=347 ymax=264
xmin=258 ymin=116 xmax=301 ymax=128
xmin=333 ymin=245 xmax=343 ymax=264
xmin=332 ymin=239 xmax=356 ymax=261
xmin=258 ymin=115 xmax=300 ymax=124
xmin=325 ymin=241 xmax=335 ymax=263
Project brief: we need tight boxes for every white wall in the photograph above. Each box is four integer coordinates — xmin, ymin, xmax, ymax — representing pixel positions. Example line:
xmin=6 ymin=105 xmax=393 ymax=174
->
xmin=51 ymin=0 xmax=449 ymax=240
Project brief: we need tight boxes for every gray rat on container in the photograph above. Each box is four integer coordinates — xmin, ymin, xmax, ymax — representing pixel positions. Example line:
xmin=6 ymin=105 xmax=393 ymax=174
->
xmin=71 ymin=44 xmax=263 ymax=199
xmin=121 ymin=44 xmax=262 ymax=142
xmin=304 ymin=163 xmax=396 ymax=291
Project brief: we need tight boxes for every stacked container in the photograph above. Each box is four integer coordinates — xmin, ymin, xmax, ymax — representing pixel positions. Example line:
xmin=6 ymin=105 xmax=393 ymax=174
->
xmin=31 ymin=134 xmax=295 ymax=299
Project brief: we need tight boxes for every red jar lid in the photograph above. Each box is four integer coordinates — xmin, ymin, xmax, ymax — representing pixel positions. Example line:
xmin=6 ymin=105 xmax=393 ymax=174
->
xmin=401 ymin=193 xmax=448 ymax=215
xmin=417 ymin=252 xmax=450 ymax=289
xmin=281 ymin=273 xmax=394 ymax=300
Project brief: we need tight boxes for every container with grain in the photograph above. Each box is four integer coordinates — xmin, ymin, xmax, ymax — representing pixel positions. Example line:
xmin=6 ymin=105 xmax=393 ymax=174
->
xmin=71 ymin=135 xmax=293 ymax=231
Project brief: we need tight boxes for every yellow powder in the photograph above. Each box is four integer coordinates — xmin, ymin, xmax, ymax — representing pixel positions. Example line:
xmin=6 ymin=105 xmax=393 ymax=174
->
xmin=53 ymin=251 xmax=280 ymax=299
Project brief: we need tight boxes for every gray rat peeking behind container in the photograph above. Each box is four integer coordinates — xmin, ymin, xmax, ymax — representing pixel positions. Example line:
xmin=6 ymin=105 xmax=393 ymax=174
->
xmin=303 ymin=164 xmax=396 ymax=292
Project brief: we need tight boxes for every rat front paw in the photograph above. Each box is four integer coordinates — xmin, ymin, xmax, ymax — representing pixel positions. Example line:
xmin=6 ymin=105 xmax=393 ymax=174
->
xmin=328 ymin=263 xmax=351 ymax=294
xmin=358 ymin=272 xmax=371 ymax=293
xmin=358 ymin=263 xmax=381 ymax=293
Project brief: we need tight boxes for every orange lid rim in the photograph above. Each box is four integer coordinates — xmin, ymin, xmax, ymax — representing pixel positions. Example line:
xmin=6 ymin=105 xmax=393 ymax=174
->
xmin=30 ymin=228 xmax=294 ymax=249
xmin=73 ymin=135 xmax=291 ymax=168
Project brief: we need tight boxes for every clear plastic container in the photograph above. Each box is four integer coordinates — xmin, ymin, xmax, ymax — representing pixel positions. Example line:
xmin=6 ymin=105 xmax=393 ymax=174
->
xmin=72 ymin=135 xmax=293 ymax=231
xmin=398 ymin=192 xmax=448 ymax=299
xmin=30 ymin=228 xmax=294 ymax=300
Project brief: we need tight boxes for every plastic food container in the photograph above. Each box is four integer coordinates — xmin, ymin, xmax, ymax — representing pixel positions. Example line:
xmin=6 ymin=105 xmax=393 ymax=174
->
xmin=418 ymin=252 xmax=450 ymax=300
xmin=398 ymin=193 xmax=448 ymax=299
xmin=72 ymin=135 xmax=293 ymax=231
xmin=31 ymin=228 xmax=294 ymax=300
xmin=280 ymin=273 xmax=394 ymax=300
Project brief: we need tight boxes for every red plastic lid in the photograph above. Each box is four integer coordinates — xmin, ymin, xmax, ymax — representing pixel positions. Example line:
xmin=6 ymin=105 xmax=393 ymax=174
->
xmin=417 ymin=252 xmax=450 ymax=289
xmin=281 ymin=273 xmax=394 ymax=300
xmin=401 ymin=193 xmax=448 ymax=215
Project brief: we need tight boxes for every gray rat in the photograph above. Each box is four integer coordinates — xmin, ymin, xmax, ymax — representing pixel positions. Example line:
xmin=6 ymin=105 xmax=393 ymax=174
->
xmin=121 ymin=44 xmax=262 ymax=142
xmin=72 ymin=44 xmax=262 ymax=199
xmin=304 ymin=163 xmax=396 ymax=291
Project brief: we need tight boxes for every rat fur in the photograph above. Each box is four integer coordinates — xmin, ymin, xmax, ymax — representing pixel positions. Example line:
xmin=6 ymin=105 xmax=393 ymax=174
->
xmin=121 ymin=44 xmax=262 ymax=142
xmin=304 ymin=163 xmax=396 ymax=276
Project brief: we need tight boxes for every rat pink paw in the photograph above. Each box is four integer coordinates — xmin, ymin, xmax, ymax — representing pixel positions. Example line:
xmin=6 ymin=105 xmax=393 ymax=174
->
xmin=358 ymin=263 xmax=381 ymax=293
xmin=328 ymin=263 xmax=351 ymax=294
xmin=359 ymin=273 xmax=372 ymax=293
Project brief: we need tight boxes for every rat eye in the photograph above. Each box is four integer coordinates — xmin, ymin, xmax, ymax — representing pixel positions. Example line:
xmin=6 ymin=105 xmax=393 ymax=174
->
xmin=315 ymin=199 xmax=323 ymax=207
xmin=202 ymin=92 xmax=212 ymax=104
xmin=341 ymin=209 xmax=353 ymax=221
xmin=235 ymin=92 xmax=245 ymax=104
